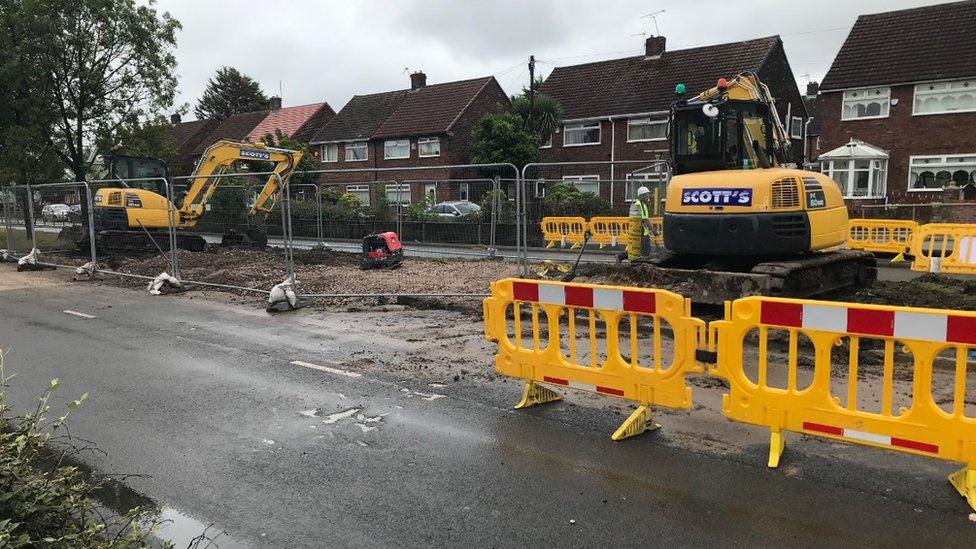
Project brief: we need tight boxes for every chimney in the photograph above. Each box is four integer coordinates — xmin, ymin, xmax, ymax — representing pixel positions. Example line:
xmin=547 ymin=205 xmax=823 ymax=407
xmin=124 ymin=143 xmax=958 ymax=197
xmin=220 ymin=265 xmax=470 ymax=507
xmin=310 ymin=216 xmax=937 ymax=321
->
xmin=806 ymin=81 xmax=820 ymax=97
xmin=645 ymin=36 xmax=666 ymax=59
xmin=268 ymin=96 xmax=282 ymax=111
xmin=410 ymin=71 xmax=427 ymax=90
xmin=170 ymin=113 xmax=181 ymax=125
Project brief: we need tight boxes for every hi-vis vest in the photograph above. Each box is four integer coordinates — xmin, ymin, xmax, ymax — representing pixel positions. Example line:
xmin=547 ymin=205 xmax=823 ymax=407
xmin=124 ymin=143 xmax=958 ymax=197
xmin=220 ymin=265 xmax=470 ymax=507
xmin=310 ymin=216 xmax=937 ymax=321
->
xmin=629 ymin=200 xmax=650 ymax=236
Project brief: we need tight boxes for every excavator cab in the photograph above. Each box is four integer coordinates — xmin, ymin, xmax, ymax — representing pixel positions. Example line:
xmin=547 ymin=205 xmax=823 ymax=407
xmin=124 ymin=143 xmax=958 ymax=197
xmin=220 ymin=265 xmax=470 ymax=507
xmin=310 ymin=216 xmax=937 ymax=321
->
xmin=670 ymin=100 xmax=776 ymax=175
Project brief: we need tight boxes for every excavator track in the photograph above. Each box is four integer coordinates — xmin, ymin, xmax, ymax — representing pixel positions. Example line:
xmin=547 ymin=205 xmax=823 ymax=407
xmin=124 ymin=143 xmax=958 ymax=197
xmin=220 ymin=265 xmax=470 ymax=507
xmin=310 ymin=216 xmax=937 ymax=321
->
xmin=638 ymin=250 xmax=877 ymax=305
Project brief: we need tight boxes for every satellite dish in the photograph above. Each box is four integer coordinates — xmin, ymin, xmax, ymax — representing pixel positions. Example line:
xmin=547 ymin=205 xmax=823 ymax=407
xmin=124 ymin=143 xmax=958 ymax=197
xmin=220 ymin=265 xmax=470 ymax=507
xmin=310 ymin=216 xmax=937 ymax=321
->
xmin=702 ymin=104 xmax=720 ymax=118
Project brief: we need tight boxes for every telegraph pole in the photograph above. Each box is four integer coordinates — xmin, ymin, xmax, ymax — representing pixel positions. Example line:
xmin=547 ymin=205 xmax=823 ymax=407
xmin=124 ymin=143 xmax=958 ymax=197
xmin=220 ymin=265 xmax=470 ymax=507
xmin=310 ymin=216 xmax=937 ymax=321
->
xmin=528 ymin=55 xmax=535 ymax=131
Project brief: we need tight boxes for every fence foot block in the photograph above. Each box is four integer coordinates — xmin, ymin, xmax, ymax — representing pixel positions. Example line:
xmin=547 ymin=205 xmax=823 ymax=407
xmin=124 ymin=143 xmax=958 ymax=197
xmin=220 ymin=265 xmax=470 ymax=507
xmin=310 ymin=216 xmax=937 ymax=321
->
xmin=514 ymin=381 xmax=562 ymax=409
xmin=768 ymin=430 xmax=785 ymax=468
xmin=948 ymin=466 xmax=976 ymax=512
xmin=611 ymin=405 xmax=659 ymax=441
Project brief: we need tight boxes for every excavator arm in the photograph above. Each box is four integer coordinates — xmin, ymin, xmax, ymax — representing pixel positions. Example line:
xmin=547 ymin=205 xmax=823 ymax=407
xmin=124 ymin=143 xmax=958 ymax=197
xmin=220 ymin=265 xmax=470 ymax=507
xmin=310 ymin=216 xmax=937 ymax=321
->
xmin=179 ymin=140 xmax=303 ymax=225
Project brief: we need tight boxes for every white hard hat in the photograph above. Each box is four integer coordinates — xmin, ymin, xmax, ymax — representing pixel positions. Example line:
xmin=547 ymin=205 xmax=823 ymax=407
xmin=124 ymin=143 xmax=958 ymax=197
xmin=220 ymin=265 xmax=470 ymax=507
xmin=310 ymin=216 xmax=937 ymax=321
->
xmin=637 ymin=186 xmax=651 ymax=196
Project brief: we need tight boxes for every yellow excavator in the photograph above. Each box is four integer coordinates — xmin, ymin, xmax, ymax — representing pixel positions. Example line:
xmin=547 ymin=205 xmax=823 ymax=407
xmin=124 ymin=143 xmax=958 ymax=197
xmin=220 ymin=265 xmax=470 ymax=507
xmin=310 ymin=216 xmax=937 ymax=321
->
xmin=82 ymin=140 xmax=302 ymax=252
xmin=654 ymin=72 xmax=876 ymax=302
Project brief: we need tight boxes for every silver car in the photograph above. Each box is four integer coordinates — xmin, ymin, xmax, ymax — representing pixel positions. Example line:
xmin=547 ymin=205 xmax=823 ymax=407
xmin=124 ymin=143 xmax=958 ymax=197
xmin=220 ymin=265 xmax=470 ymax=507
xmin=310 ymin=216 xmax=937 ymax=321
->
xmin=433 ymin=201 xmax=481 ymax=220
xmin=41 ymin=203 xmax=71 ymax=222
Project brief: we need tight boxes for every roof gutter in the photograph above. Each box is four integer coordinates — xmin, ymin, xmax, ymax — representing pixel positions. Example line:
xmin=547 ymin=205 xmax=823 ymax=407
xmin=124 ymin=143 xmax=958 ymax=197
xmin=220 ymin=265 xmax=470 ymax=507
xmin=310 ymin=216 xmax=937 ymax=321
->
xmin=563 ymin=110 xmax=668 ymax=124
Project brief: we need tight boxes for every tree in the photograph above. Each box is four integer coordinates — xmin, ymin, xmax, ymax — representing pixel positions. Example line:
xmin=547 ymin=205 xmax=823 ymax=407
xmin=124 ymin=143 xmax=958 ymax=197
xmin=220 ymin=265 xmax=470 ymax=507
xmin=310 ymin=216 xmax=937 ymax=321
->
xmin=259 ymin=130 xmax=318 ymax=186
xmin=511 ymin=92 xmax=565 ymax=139
xmin=543 ymin=183 xmax=612 ymax=217
xmin=102 ymin=114 xmax=180 ymax=170
xmin=470 ymin=112 xmax=541 ymax=170
xmin=195 ymin=67 xmax=268 ymax=121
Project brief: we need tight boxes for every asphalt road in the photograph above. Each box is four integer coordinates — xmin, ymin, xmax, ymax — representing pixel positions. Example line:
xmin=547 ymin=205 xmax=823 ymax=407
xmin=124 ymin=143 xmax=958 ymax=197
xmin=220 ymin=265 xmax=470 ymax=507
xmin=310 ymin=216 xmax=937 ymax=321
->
xmin=0 ymin=272 xmax=973 ymax=547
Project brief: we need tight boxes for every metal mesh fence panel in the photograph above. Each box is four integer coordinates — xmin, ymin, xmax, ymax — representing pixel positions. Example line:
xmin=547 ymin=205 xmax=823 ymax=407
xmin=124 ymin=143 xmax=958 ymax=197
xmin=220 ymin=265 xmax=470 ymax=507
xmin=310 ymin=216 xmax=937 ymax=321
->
xmin=1 ymin=185 xmax=34 ymax=259
xmin=10 ymin=182 xmax=95 ymax=268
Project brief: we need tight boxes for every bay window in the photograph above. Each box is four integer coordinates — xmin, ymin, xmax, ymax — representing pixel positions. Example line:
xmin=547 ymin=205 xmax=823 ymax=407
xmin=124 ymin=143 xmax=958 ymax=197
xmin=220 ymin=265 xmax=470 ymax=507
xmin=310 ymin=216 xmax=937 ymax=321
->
xmin=909 ymin=154 xmax=976 ymax=190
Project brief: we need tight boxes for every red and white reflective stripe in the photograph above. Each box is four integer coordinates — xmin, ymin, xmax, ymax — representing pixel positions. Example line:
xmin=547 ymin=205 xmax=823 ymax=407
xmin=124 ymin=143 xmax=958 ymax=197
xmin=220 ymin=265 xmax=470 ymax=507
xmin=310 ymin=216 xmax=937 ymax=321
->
xmin=542 ymin=376 xmax=625 ymax=397
xmin=512 ymin=281 xmax=655 ymax=314
xmin=760 ymin=301 xmax=976 ymax=344
xmin=802 ymin=421 xmax=939 ymax=454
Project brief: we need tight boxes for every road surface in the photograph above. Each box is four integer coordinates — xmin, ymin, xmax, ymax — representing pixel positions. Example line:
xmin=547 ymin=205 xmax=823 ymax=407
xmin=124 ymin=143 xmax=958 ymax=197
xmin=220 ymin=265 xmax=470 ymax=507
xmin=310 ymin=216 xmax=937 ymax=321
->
xmin=1 ymin=268 xmax=972 ymax=547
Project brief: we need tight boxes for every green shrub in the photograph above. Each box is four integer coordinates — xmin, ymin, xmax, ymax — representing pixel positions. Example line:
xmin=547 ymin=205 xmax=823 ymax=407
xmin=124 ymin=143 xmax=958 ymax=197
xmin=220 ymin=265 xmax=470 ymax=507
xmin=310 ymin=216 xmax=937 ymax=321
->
xmin=542 ymin=183 xmax=612 ymax=217
xmin=0 ymin=355 xmax=165 ymax=547
xmin=479 ymin=190 xmax=515 ymax=223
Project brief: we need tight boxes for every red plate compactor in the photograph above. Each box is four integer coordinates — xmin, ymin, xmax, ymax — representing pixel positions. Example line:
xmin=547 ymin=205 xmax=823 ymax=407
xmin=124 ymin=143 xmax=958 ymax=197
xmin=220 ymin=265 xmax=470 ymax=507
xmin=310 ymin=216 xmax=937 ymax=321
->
xmin=361 ymin=232 xmax=403 ymax=269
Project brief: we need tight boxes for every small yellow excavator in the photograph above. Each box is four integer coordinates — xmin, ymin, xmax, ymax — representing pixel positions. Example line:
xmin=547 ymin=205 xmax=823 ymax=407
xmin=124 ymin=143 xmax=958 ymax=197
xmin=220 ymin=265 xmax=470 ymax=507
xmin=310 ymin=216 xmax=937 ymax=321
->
xmin=84 ymin=140 xmax=302 ymax=252
xmin=652 ymin=72 xmax=876 ymax=302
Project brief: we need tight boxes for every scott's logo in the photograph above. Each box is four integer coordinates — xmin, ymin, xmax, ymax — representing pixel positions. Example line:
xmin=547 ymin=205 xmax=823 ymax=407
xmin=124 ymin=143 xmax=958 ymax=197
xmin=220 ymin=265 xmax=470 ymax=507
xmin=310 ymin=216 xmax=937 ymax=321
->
xmin=240 ymin=149 xmax=271 ymax=160
xmin=681 ymin=188 xmax=752 ymax=206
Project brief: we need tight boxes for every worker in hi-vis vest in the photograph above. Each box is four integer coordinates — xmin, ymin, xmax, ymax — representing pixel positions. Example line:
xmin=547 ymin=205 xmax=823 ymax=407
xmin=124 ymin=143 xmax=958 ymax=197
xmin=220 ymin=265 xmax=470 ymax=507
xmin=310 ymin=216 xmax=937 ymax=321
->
xmin=618 ymin=185 xmax=653 ymax=263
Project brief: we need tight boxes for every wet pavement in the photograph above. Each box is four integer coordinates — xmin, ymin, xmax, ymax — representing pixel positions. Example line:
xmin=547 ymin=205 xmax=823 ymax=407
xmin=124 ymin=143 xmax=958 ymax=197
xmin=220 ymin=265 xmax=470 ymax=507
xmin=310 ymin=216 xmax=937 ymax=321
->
xmin=0 ymin=268 xmax=973 ymax=547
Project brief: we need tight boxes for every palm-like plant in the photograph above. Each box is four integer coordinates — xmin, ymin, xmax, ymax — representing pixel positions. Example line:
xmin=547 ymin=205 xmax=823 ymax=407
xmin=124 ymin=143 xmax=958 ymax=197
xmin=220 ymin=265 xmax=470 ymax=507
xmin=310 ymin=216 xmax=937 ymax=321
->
xmin=511 ymin=92 xmax=565 ymax=140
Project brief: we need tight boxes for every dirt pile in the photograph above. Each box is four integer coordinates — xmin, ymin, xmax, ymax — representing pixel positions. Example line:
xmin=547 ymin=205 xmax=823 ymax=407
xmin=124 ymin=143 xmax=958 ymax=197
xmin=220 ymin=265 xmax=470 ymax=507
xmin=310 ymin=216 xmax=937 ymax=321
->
xmin=845 ymin=274 xmax=976 ymax=311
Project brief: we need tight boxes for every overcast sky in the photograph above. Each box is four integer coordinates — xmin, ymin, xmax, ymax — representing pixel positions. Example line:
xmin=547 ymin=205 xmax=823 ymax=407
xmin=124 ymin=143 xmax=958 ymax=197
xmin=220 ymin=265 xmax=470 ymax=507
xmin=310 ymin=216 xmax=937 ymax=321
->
xmin=154 ymin=0 xmax=949 ymax=120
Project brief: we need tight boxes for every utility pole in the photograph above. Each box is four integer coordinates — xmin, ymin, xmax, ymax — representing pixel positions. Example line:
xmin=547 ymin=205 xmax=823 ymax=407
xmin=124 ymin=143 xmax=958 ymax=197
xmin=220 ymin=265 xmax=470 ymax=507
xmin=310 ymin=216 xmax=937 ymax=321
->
xmin=528 ymin=55 xmax=535 ymax=132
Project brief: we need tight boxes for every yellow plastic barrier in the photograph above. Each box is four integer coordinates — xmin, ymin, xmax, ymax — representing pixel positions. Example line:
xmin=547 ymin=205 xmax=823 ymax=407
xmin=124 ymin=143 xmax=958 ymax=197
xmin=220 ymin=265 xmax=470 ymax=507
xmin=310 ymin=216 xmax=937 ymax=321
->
xmin=588 ymin=216 xmax=630 ymax=248
xmin=910 ymin=223 xmax=976 ymax=275
xmin=710 ymin=296 xmax=976 ymax=510
xmin=483 ymin=278 xmax=704 ymax=440
xmin=649 ymin=216 xmax=664 ymax=246
xmin=847 ymin=218 xmax=917 ymax=255
xmin=540 ymin=216 xmax=588 ymax=249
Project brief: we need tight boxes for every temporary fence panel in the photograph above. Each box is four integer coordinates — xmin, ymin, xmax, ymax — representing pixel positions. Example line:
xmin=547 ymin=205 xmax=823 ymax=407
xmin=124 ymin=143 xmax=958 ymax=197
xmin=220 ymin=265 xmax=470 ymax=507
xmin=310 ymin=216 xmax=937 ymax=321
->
xmin=1 ymin=185 xmax=33 ymax=260
xmin=710 ymin=295 xmax=976 ymax=509
xmin=910 ymin=223 xmax=976 ymax=275
xmin=540 ymin=217 xmax=588 ymax=248
xmin=588 ymin=217 xmax=630 ymax=248
xmin=10 ymin=182 xmax=96 ymax=270
xmin=847 ymin=218 xmax=917 ymax=255
xmin=483 ymin=278 xmax=704 ymax=440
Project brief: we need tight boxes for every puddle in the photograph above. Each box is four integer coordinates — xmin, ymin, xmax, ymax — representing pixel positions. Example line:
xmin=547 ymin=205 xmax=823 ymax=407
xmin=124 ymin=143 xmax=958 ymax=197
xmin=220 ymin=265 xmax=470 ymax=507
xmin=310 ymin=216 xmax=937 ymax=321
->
xmin=155 ymin=507 xmax=250 ymax=548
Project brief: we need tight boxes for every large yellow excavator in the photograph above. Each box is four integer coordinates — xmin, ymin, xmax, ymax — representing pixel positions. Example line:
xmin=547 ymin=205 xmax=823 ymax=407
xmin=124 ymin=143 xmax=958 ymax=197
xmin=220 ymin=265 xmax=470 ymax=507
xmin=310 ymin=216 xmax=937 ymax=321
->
xmin=656 ymin=72 xmax=876 ymax=302
xmin=84 ymin=140 xmax=302 ymax=252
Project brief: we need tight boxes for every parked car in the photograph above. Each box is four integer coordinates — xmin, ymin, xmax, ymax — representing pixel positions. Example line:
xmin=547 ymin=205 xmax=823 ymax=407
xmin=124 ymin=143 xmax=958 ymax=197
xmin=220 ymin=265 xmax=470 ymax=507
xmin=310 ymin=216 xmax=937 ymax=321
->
xmin=68 ymin=204 xmax=82 ymax=222
xmin=433 ymin=201 xmax=480 ymax=220
xmin=41 ymin=203 xmax=71 ymax=222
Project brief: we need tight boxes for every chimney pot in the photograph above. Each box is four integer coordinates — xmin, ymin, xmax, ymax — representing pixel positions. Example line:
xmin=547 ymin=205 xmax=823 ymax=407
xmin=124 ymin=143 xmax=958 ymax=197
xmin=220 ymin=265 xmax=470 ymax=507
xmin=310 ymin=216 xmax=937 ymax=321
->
xmin=806 ymin=81 xmax=820 ymax=97
xmin=410 ymin=71 xmax=427 ymax=90
xmin=645 ymin=36 xmax=666 ymax=59
xmin=170 ymin=113 xmax=181 ymax=124
xmin=269 ymin=96 xmax=282 ymax=111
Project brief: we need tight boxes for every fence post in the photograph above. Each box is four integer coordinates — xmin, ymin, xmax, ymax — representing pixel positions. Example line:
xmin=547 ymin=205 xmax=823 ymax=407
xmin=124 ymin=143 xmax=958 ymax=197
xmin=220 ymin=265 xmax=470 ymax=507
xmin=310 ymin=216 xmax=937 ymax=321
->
xmin=3 ymin=188 xmax=12 ymax=251
xmin=490 ymin=176 xmax=499 ymax=252
xmin=316 ymin=185 xmax=323 ymax=248
xmin=276 ymin=173 xmax=294 ymax=279
xmin=82 ymin=182 xmax=97 ymax=267
xmin=163 ymin=177 xmax=180 ymax=279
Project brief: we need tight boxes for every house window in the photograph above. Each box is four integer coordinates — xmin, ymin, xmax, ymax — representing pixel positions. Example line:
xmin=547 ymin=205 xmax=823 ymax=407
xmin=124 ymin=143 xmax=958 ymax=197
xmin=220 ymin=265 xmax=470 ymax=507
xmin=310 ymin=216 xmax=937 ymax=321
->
xmin=384 ymin=139 xmax=410 ymax=159
xmin=385 ymin=183 xmax=410 ymax=205
xmin=820 ymin=159 xmax=887 ymax=198
xmin=627 ymin=118 xmax=667 ymax=142
xmin=914 ymin=80 xmax=976 ymax=115
xmin=345 ymin=141 xmax=367 ymax=161
xmin=346 ymin=184 xmax=370 ymax=206
xmin=563 ymin=121 xmax=601 ymax=146
xmin=459 ymin=183 xmax=469 ymax=201
xmin=909 ymin=154 xmax=976 ymax=191
xmin=535 ymin=179 xmax=546 ymax=198
xmin=842 ymin=88 xmax=890 ymax=120
xmin=320 ymin=144 xmax=338 ymax=163
xmin=562 ymin=175 xmax=600 ymax=195
xmin=418 ymin=137 xmax=440 ymax=157
xmin=625 ymin=171 xmax=666 ymax=203
xmin=540 ymin=133 xmax=552 ymax=148
xmin=790 ymin=117 xmax=803 ymax=139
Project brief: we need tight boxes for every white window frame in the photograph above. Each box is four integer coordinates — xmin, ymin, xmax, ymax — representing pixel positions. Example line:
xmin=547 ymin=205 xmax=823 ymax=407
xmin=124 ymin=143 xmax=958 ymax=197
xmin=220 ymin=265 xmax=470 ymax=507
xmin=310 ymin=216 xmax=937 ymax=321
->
xmin=540 ymin=133 xmax=552 ymax=149
xmin=418 ymin=136 xmax=441 ymax=157
xmin=320 ymin=144 xmax=338 ymax=163
xmin=820 ymin=158 xmax=888 ymax=199
xmin=563 ymin=121 xmax=601 ymax=147
xmin=913 ymin=79 xmax=976 ymax=116
xmin=385 ymin=183 xmax=411 ymax=205
xmin=384 ymin=139 xmax=410 ymax=160
xmin=626 ymin=117 xmax=667 ymax=143
xmin=459 ymin=183 xmax=469 ymax=201
xmin=562 ymin=175 xmax=600 ymax=195
xmin=841 ymin=87 xmax=891 ymax=121
xmin=534 ymin=178 xmax=546 ymax=198
xmin=625 ymin=172 xmax=666 ymax=202
xmin=346 ymin=184 xmax=370 ymax=206
xmin=790 ymin=117 xmax=803 ymax=139
xmin=907 ymin=154 xmax=976 ymax=192
xmin=345 ymin=141 xmax=368 ymax=162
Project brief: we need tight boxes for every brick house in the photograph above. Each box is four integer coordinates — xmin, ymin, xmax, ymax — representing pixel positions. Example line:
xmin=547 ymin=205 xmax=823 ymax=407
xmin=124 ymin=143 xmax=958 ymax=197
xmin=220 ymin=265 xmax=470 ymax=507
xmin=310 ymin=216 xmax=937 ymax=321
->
xmin=172 ymin=98 xmax=335 ymax=176
xmin=817 ymin=1 xmax=976 ymax=220
xmin=308 ymin=72 xmax=511 ymax=206
xmin=537 ymin=35 xmax=809 ymax=210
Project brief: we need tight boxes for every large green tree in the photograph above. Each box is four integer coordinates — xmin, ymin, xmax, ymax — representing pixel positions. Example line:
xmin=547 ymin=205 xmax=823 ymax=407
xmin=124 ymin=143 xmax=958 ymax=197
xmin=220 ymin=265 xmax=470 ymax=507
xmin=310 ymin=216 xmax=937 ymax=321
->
xmin=511 ymin=92 xmax=565 ymax=140
xmin=470 ymin=112 xmax=541 ymax=170
xmin=194 ymin=67 xmax=268 ymax=120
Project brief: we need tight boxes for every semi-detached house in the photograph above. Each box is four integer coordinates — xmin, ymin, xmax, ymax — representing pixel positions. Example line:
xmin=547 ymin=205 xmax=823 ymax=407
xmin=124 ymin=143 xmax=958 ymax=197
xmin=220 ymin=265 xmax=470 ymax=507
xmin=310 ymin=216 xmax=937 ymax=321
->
xmin=817 ymin=0 xmax=976 ymax=220
xmin=308 ymin=72 xmax=510 ymax=206
xmin=537 ymin=35 xmax=809 ymax=210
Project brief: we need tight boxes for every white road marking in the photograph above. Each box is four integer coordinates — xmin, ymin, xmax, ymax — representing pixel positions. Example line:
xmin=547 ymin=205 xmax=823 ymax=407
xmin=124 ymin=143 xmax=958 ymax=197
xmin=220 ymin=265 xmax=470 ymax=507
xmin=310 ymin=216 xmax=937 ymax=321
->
xmin=63 ymin=310 xmax=95 ymax=319
xmin=290 ymin=360 xmax=362 ymax=379
xmin=323 ymin=408 xmax=360 ymax=424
